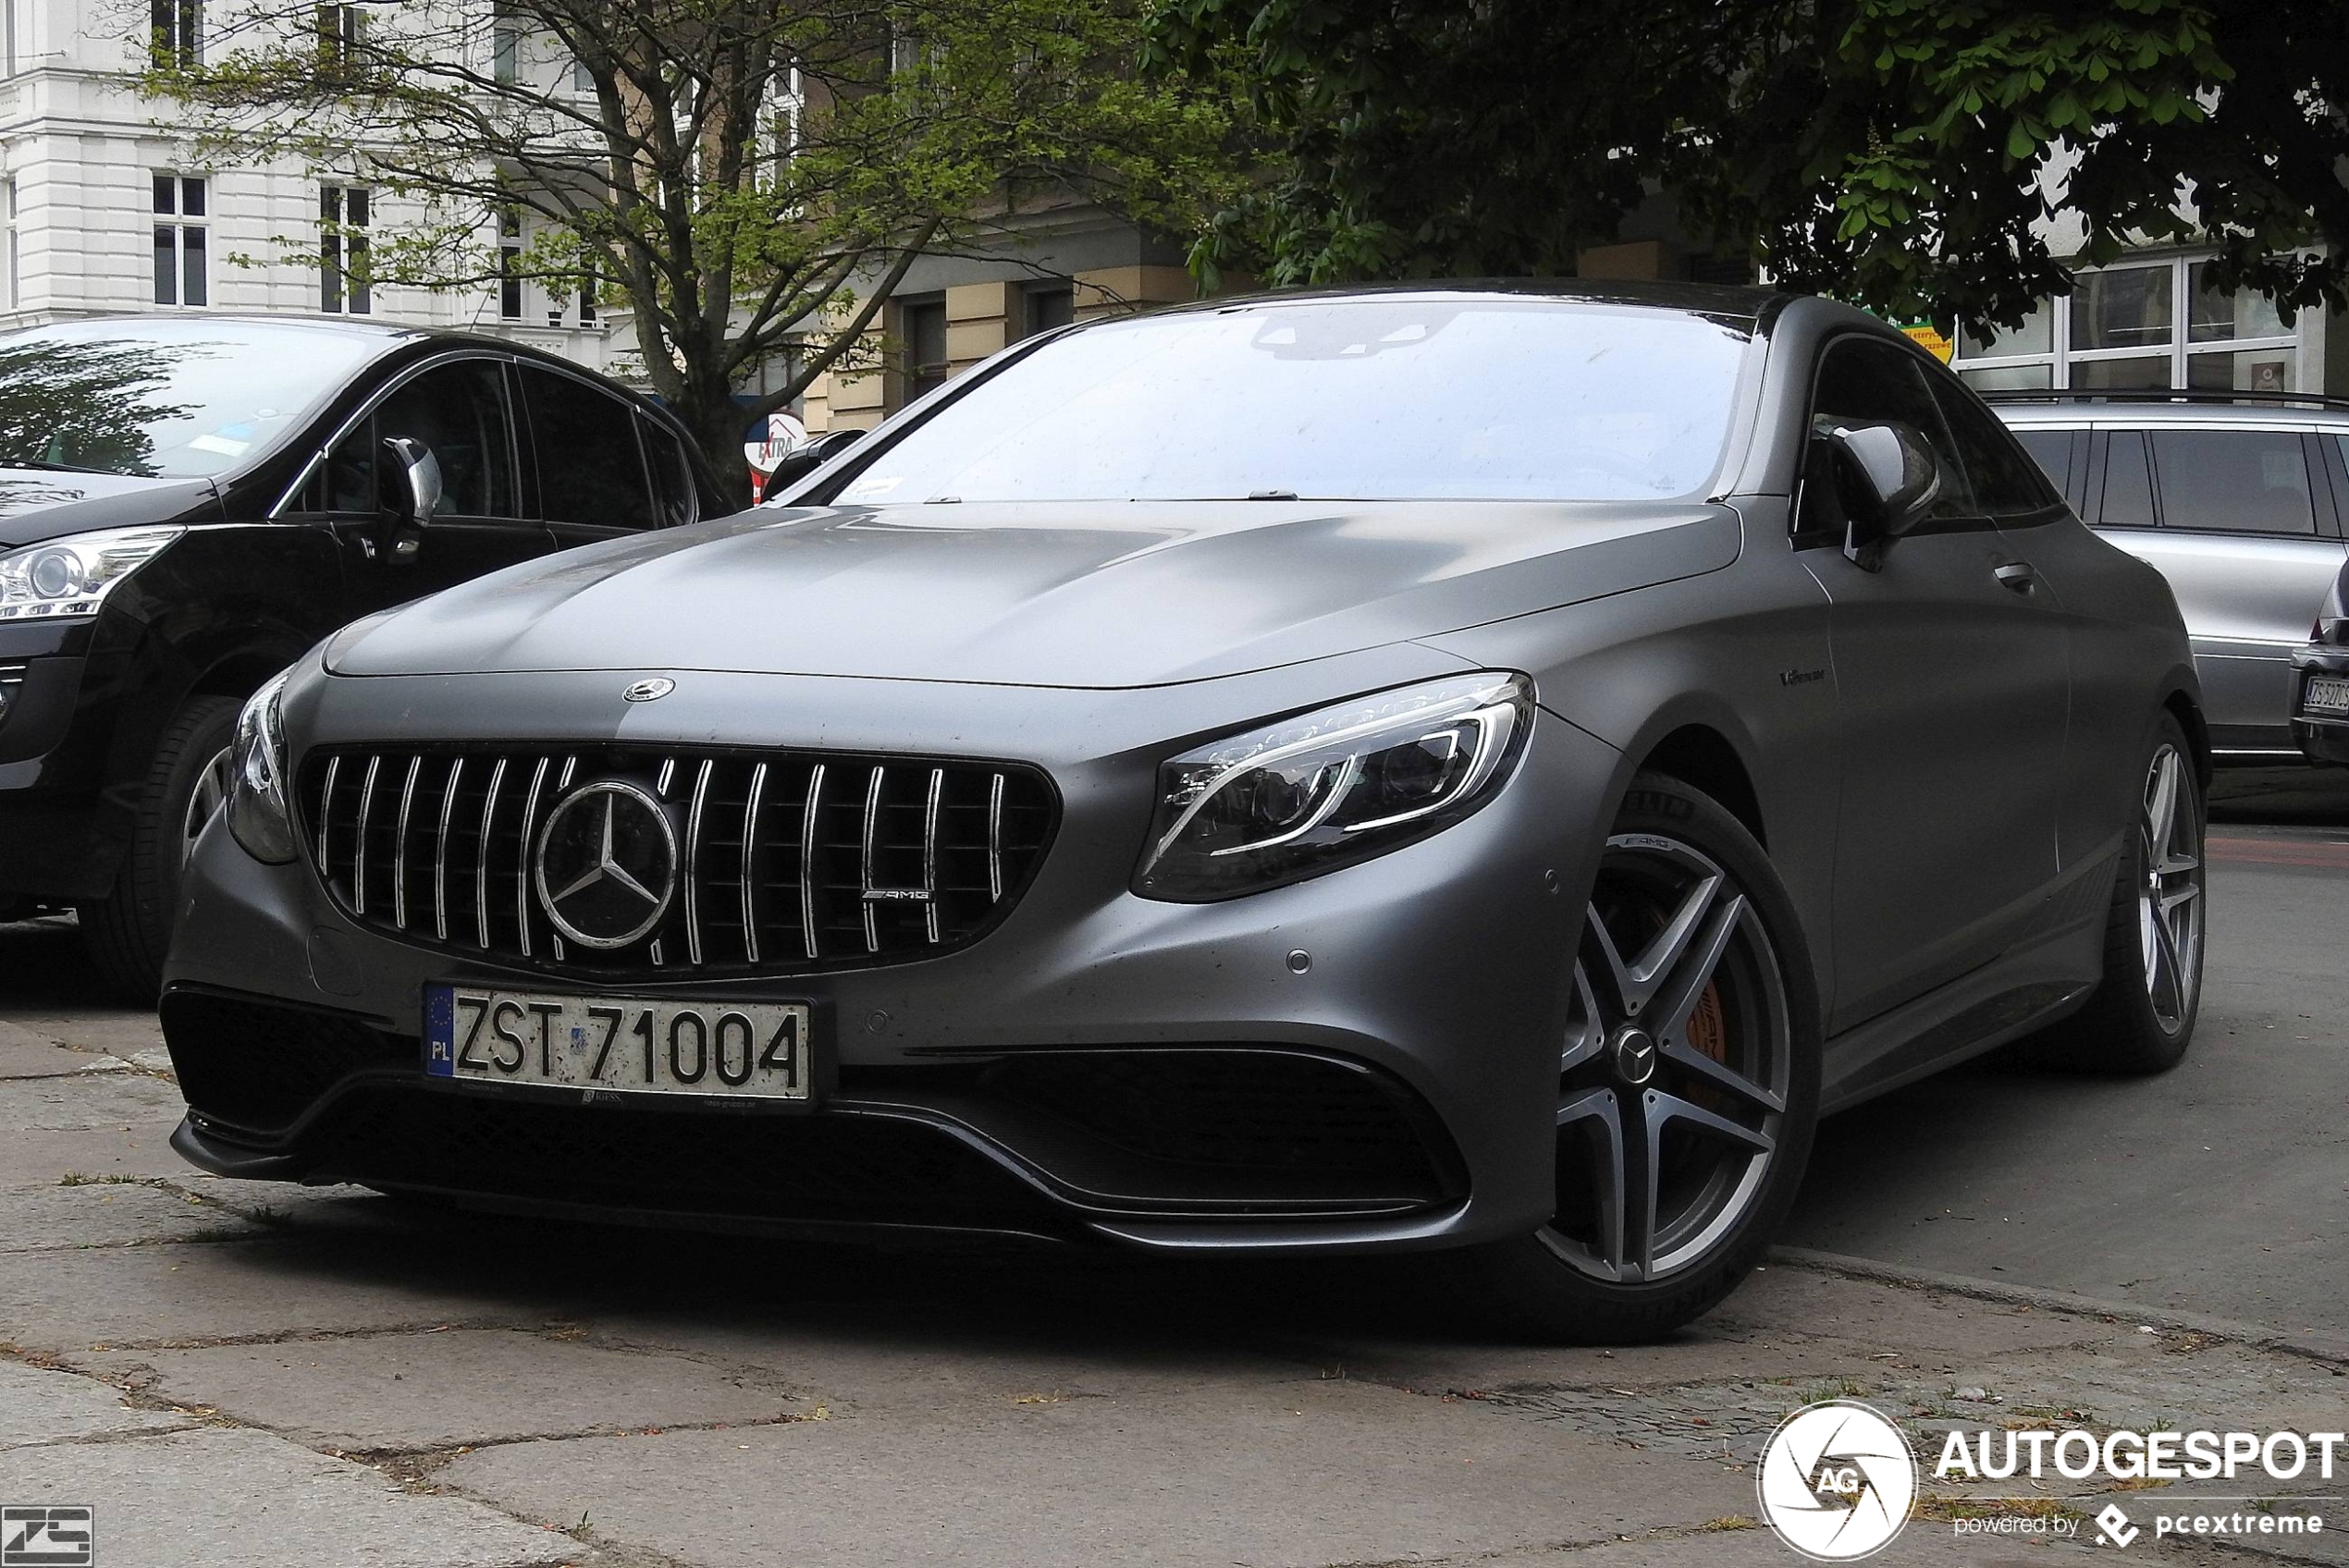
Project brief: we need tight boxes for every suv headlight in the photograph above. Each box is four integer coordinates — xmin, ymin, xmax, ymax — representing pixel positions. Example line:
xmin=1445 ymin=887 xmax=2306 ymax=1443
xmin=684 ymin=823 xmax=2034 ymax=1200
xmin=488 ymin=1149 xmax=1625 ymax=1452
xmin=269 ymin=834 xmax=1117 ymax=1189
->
xmin=1135 ymin=672 xmax=1533 ymax=900
xmin=226 ymin=669 xmax=297 ymax=864
xmin=0 ymin=527 xmax=184 ymax=622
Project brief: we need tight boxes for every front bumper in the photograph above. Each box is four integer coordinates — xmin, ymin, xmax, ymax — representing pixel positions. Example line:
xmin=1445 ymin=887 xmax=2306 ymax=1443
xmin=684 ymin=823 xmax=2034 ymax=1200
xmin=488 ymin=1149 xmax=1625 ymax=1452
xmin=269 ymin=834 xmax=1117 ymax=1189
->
xmin=163 ymin=653 xmax=1624 ymax=1255
xmin=2290 ymin=644 xmax=2349 ymax=766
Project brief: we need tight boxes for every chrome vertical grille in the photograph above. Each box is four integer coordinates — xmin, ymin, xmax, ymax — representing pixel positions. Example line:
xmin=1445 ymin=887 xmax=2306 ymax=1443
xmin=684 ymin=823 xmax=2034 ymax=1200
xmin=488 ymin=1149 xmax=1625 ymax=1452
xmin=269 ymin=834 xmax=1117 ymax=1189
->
xmin=300 ymin=743 xmax=1056 ymax=977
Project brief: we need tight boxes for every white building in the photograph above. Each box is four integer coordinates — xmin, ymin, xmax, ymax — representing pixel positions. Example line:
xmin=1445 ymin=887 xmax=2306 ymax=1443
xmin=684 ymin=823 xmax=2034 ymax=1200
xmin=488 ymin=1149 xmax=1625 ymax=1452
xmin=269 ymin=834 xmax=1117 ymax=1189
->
xmin=0 ymin=0 xmax=621 ymax=374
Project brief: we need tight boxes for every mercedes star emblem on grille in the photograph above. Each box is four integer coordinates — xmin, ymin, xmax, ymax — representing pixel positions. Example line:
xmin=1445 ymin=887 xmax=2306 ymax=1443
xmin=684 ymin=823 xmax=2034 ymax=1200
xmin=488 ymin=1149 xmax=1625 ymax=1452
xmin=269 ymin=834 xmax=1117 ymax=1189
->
xmin=533 ymin=781 xmax=679 ymax=949
xmin=622 ymin=678 xmax=676 ymax=703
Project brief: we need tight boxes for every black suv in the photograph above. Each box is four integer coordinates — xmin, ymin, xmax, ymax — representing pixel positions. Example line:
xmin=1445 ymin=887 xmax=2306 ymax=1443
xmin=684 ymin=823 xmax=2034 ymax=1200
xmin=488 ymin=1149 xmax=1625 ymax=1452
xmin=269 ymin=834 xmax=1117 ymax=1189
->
xmin=0 ymin=314 xmax=723 ymax=995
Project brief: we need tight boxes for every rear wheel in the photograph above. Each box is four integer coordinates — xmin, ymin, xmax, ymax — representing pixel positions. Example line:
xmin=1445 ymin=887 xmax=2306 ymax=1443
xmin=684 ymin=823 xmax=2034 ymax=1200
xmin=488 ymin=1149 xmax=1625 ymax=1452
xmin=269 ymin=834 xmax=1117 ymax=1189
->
xmin=80 ymin=694 xmax=240 ymax=1001
xmin=2028 ymin=713 xmax=2205 ymax=1074
xmin=1467 ymin=774 xmax=1821 ymax=1342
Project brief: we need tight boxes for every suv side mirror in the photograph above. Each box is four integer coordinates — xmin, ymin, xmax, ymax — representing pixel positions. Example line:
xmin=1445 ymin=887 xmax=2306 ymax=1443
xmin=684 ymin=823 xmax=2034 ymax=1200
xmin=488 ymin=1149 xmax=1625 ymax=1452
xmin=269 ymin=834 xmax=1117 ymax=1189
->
xmin=1825 ymin=420 xmax=1942 ymax=567
xmin=375 ymin=435 xmax=443 ymax=561
xmin=764 ymin=428 xmax=865 ymax=498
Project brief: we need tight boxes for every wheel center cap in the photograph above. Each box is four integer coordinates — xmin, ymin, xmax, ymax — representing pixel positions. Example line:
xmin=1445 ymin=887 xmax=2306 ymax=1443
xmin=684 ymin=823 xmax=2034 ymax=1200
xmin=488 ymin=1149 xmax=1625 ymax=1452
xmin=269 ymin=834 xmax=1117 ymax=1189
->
xmin=1608 ymin=1024 xmax=1659 ymax=1086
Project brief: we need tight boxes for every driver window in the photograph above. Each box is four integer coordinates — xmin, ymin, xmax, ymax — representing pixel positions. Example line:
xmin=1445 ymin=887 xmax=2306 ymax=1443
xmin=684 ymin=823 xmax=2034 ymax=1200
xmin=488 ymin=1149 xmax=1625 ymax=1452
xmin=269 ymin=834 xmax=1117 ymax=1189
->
xmin=314 ymin=361 xmax=520 ymax=519
xmin=1806 ymin=339 xmax=1978 ymax=525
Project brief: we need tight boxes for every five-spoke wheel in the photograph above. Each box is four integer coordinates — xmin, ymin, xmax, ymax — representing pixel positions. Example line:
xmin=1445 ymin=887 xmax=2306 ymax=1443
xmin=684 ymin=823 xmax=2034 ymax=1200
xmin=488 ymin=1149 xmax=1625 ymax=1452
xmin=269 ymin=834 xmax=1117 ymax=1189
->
xmin=1473 ymin=773 xmax=1820 ymax=1341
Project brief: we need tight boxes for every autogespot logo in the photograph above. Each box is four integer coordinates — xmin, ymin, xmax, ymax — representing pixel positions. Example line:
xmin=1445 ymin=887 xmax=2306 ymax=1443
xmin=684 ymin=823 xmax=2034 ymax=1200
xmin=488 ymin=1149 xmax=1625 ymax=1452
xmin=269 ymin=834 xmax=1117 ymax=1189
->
xmin=1756 ymin=1400 xmax=1919 ymax=1562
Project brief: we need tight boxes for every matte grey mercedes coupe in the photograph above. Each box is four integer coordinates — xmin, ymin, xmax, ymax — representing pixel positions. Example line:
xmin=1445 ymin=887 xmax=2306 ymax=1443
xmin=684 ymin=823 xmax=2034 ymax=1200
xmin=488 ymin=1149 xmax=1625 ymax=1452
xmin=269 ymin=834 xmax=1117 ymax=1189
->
xmin=162 ymin=284 xmax=2208 ymax=1340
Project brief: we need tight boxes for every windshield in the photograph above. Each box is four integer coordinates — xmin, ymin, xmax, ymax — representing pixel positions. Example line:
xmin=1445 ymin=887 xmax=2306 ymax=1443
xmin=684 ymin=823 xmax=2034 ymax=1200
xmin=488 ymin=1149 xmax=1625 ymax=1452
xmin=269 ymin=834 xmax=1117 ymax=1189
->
xmin=0 ymin=321 xmax=387 ymax=479
xmin=830 ymin=298 xmax=1753 ymax=506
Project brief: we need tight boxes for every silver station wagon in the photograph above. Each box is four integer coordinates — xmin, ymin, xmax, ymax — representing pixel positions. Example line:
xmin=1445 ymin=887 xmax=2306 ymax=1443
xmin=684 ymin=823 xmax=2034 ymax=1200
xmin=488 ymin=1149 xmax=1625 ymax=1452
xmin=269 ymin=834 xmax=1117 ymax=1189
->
xmin=1993 ymin=391 xmax=2349 ymax=759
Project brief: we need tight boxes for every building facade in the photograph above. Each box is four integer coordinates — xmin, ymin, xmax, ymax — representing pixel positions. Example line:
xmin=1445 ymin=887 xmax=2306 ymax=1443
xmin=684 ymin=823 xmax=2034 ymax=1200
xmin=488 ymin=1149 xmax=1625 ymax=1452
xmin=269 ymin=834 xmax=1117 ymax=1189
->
xmin=0 ymin=0 xmax=616 ymax=371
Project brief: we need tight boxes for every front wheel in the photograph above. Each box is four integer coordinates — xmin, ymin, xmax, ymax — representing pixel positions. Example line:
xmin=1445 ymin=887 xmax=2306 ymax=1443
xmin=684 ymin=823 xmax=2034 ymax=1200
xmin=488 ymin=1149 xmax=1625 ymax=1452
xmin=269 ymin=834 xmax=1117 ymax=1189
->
xmin=80 ymin=694 xmax=240 ymax=1001
xmin=1465 ymin=773 xmax=1823 ymax=1342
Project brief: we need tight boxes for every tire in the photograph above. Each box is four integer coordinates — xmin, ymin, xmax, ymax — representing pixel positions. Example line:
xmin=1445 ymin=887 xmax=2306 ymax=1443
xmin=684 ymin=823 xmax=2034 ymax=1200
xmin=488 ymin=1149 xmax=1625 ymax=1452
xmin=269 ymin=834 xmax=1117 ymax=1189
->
xmin=1463 ymin=772 xmax=1823 ymax=1343
xmin=80 ymin=694 xmax=240 ymax=1002
xmin=2026 ymin=712 xmax=2206 ymax=1075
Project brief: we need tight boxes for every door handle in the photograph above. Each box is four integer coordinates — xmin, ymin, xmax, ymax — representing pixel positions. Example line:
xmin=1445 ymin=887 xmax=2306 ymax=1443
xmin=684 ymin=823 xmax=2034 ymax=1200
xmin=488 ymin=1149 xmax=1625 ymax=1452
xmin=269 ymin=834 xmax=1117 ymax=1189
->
xmin=1993 ymin=562 xmax=2039 ymax=595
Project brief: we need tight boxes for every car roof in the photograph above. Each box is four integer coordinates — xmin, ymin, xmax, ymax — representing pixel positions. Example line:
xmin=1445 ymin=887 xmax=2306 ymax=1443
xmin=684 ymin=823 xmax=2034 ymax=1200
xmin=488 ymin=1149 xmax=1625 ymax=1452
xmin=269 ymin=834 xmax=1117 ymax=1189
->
xmin=3 ymin=312 xmax=620 ymax=376
xmin=1987 ymin=392 xmax=2349 ymax=430
xmin=1137 ymin=277 xmax=1795 ymax=328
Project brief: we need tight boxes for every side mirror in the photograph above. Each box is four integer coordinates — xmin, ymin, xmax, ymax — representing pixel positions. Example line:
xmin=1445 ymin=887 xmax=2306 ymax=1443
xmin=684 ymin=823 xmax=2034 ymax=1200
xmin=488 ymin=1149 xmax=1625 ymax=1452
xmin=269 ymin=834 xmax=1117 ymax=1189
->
xmin=1825 ymin=421 xmax=1941 ymax=566
xmin=763 ymin=428 xmax=865 ymax=498
xmin=375 ymin=435 xmax=443 ymax=561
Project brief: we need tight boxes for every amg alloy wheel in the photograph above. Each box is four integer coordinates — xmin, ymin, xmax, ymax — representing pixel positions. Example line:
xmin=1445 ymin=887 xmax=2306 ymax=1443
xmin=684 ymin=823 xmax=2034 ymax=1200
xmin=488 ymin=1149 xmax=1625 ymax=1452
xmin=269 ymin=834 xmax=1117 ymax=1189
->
xmin=2028 ymin=712 xmax=2206 ymax=1075
xmin=1543 ymin=832 xmax=1792 ymax=1284
xmin=1470 ymin=773 xmax=1820 ymax=1341
xmin=2134 ymin=741 xmax=2204 ymax=1036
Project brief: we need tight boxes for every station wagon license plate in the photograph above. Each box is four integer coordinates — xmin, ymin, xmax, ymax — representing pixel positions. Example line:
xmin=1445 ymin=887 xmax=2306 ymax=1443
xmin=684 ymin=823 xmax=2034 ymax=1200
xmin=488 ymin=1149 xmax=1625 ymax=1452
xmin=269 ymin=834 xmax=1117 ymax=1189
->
xmin=2306 ymin=675 xmax=2349 ymax=714
xmin=424 ymin=986 xmax=813 ymax=1101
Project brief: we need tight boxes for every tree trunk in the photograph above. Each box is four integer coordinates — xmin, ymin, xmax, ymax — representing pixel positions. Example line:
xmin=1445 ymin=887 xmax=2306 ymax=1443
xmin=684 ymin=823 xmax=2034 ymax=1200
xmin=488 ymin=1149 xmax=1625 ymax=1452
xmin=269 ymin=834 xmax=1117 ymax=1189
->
xmin=683 ymin=392 xmax=756 ymax=512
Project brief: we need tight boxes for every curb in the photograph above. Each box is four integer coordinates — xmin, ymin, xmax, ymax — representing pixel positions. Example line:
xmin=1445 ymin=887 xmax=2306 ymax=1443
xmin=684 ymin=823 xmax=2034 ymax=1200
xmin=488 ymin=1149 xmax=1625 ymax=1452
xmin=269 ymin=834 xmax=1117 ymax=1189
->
xmin=1767 ymin=1246 xmax=2349 ymax=1370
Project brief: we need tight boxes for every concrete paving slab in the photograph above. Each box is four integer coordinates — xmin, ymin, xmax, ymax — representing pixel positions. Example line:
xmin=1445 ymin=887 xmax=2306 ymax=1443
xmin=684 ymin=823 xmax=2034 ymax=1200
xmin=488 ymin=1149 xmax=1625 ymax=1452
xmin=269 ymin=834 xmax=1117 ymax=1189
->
xmin=0 ymin=1181 xmax=264 ymax=1252
xmin=0 ymin=1072 xmax=187 ymax=1133
xmin=0 ymin=1125 xmax=195 ymax=1189
xmin=170 ymin=1174 xmax=421 ymax=1234
xmin=444 ymin=1376 xmax=1754 ymax=1568
xmin=0 ymin=1022 xmax=127 ymax=1079
xmin=86 ymin=1328 xmax=809 ymax=1452
xmin=0 ymin=1238 xmax=570 ymax=1353
xmin=0 ymin=1360 xmax=187 ymax=1448
xmin=0 ymin=1427 xmax=569 ymax=1568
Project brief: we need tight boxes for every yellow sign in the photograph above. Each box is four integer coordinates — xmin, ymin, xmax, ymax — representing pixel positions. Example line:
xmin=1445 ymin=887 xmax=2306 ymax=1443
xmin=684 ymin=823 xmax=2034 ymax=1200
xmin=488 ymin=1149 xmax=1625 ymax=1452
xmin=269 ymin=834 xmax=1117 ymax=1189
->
xmin=1900 ymin=324 xmax=1954 ymax=363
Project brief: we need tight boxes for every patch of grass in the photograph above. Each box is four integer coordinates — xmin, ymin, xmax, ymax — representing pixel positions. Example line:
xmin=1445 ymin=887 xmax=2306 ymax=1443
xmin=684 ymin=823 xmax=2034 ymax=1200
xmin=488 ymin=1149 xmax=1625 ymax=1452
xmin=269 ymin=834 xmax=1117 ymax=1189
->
xmin=1912 ymin=1492 xmax=2082 ymax=1525
xmin=55 ymin=1171 xmax=142 ymax=1187
xmin=1699 ymin=1515 xmax=1757 ymax=1532
xmin=1802 ymin=1377 xmax=1870 ymax=1403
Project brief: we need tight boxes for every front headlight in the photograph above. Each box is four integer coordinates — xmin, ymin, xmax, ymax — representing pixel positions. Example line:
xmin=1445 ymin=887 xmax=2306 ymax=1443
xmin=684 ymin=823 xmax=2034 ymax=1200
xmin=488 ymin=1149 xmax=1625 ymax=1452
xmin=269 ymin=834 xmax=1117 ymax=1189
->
xmin=1135 ymin=671 xmax=1533 ymax=901
xmin=0 ymin=526 xmax=185 ymax=623
xmin=226 ymin=669 xmax=297 ymax=864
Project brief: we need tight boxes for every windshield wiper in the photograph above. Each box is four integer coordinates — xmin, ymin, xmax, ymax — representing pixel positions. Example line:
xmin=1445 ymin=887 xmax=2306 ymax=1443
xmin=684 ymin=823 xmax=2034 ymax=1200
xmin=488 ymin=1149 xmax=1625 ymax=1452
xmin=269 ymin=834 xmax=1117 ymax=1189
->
xmin=1 ymin=459 xmax=116 ymax=475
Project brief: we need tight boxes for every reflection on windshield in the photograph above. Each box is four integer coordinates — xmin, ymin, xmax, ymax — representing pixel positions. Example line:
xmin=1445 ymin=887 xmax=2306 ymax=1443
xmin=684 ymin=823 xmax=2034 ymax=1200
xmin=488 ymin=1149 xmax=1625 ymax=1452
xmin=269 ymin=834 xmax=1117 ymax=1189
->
xmin=830 ymin=299 xmax=1754 ymax=506
xmin=0 ymin=339 xmax=193 ymax=477
xmin=0 ymin=324 xmax=384 ymax=480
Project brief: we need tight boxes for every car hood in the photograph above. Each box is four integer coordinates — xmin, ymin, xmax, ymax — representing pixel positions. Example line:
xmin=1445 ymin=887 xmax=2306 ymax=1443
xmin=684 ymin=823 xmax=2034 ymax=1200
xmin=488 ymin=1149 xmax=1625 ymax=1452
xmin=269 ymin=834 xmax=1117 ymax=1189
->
xmin=0 ymin=469 xmax=222 ymax=546
xmin=327 ymin=498 xmax=1741 ymax=689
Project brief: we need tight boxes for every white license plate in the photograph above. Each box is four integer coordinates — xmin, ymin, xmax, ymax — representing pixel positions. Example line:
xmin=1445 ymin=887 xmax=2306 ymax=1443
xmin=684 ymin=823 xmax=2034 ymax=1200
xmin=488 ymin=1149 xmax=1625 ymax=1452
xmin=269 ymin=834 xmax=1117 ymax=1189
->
xmin=424 ymin=986 xmax=813 ymax=1100
xmin=2306 ymin=675 xmax=2349 ymax=713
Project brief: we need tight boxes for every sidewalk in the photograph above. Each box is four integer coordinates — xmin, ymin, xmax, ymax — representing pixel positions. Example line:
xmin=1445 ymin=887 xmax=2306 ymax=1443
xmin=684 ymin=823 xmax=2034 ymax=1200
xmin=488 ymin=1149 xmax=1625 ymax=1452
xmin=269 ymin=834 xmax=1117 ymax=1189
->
xmin=0 ymin=1016 xmax=2340 ymax=1568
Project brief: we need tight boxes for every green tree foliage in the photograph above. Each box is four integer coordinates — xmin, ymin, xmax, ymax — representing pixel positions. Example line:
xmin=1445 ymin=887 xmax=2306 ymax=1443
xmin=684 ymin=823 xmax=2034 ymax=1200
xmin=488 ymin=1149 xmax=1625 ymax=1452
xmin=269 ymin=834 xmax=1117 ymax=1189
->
xmin=141 ymin=0 xmax=1240 ymax=497
xmin=1147 ymin=0 xmax=2349 ymax=334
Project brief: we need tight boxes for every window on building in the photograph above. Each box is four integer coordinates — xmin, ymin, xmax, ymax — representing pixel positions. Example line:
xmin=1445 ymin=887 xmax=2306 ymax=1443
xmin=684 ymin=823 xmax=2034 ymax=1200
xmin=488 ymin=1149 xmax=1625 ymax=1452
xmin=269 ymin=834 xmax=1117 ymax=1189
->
xmin=1953 ymin=254 xmax=2307 ymax=394
xmin=576 ymin=267 xmax=597 ymax=327
xmin=498 ymin=207 xmax=523 ymax=320
xmin=7 ymin=0 xmax=23 ymax=77
xmin=150 ymin=0 xmax=200 ymax=68
xmin=903 ymin=299 xmax=948 ymax=402
xmin=762 ymin=63 xmax=803 ymax=187
xmin=319 ymin=184 xmax=370 ymax=315
xmin=4 ymin=178 xmax=17 ymax=310
xmin=152 ymin=174 xmax=208 ymax=308
xmin=493 ymin=16 xmax=520 ymax=84
xmin=1022 ymin=284 xmax=1075 ymax=338
xmin=571 ymin=55 xmax=593 ymax=93
xmin=314 ymin=3 xmax=361 ymax=68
